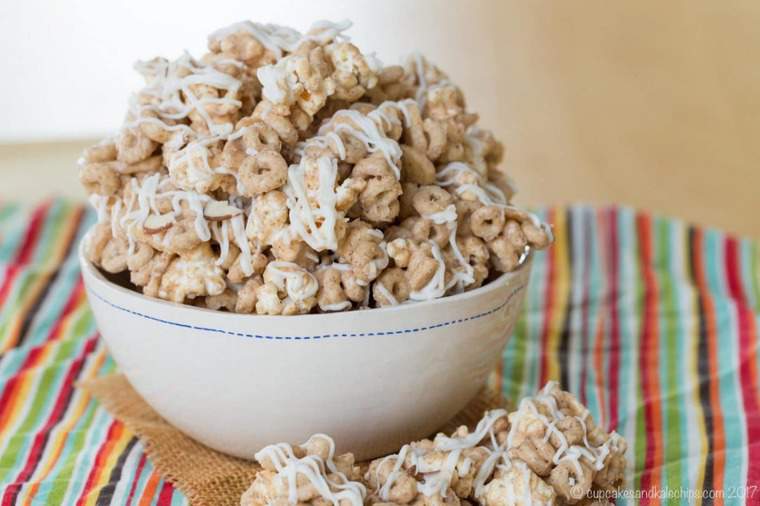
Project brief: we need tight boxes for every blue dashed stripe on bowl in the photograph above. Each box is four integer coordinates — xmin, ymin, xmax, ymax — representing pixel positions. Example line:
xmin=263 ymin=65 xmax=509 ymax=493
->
xmin=87 ymin=283 xmax=526 ymax=341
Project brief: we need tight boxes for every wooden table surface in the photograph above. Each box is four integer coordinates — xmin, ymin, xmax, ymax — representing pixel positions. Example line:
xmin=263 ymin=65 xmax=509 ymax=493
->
xmin=1 ymin=0 xmax=758 ymax=238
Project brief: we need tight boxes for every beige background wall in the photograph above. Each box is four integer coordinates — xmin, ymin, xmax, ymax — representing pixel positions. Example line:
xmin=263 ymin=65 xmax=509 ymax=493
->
xmin=1 ymin=0 xmax=757 ymax=237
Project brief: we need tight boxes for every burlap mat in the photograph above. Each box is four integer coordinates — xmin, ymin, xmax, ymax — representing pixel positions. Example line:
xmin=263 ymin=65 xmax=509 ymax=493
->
xmin=79 ymin=374 xmax=506 ymax=506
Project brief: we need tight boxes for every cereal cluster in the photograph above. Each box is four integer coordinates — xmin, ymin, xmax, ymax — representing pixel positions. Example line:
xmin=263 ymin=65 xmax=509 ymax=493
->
xmin=240 ymin=382 xmax=626 ymax=506
xmin=241 ymin=434 xmax=366 ymax=506
xmin=80 ymin=19 xmax=553 ymax=314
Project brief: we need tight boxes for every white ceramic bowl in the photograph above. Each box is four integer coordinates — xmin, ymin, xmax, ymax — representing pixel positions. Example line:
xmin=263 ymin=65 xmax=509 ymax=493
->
xmin=79 ymin=241 xmax=532 ymax=461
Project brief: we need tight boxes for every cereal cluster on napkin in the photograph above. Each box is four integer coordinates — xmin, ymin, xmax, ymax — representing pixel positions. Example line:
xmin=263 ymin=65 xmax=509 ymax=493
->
xmin=80 ymin=19 xmax=552 ymax=314
xmin=240 ymin=382 xmax=626 ymax=506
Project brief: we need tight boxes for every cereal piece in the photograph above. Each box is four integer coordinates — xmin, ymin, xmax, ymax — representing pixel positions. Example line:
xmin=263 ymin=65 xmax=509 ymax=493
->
xmin=117 ymin=127 xmax=157 ymax=164
xmin=243 ymin=121 xmax=283 ymax=153
xmin=204 ymin=289 xmax=238 ymax=312
xmin=128 ymin=245 xmax=174 ymax=298
xmin=424 ymin=85 xmax=467 ymax=122
xmin=548 ymin=458 xmax=594 ymax=504
xmin=207 ymin=24 xmax=276 ymax=67
xmin=503 ymin=208 xmax=553 ymax=249
xmin=423 ymin=118 xmax=447 ymax=161
xmin=255 ymin=261 xmax=318 ymax=315
xmin=120 ymin=155 xmax=163 ymax=175
xmin=372 ymin=267 xmax=410 ymax=307
xmin=400 ymin=144 xmax=436 ymax=185
xmin=386 ymin=237 xmax=413 ymax=268
xmin=134 ymin=110 xmax=179 ymax=144
xmin=407 ymin=241 xmax=445 ymax=298
xmin=398 ymin=182 xmax=421 ymax=220
xmin=239 ymin=150 xmax=288 ymax=195
xmin=85 ymin=223 xmax=128 ymax=273
xmin=235 ymin=276 xmax=263 ymax=314
xmin=352 ymin=152 xmax=402 ymax=223
xmin=386 ymin=237 xmax=447 ymax=299
xmin=135 ymin=213 xmax=204 ymax=256
xmin=252 ymin=100 xmax=300 ymax=146
xmin=366 ymin=64 xmax=415 ymax=104
xmin=82 ymin=140 xmax=117 ymax=163
xmin=228 ymin=250 xmax=268 ymax=283
xmin=336 ymin=220 xmax=388 ymax=286
xmin=271 ymin=235 xmax=318 ymax=269
xmin=400 ymin=217 xmax=450 ymax=249
xmin=340 ymin=270 xmax=368 ymax=303
xmin=450 ymin=235 xmax=490 ymax=289
xmin=315 ymin=266 xmax=352 ymax=312
xmin=487 ymin=221 xmax=526 ymax=273
xmin=412 ymin=185 xmax=455 ymax=216
xmin=469 ymin=206 xmax=505 ymax=242
xmin=79 ymin=162 xmax=122 ymax=196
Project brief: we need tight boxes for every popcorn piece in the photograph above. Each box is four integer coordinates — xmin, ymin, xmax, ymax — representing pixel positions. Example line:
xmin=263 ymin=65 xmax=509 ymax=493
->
xmin=158 ymin=243 xmax=226 ymax=302
xmin=257 ymin=48 xmax=335 ymax=116
xmin=325 ymin=41 xmax=379 ymax=101
xmin=480 ymin=461 xmax=556 ymax=506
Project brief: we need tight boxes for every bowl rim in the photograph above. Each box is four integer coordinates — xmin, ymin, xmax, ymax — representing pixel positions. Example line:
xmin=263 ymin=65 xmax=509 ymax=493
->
xmin=78 ymin=236 xmax=532 ymax=321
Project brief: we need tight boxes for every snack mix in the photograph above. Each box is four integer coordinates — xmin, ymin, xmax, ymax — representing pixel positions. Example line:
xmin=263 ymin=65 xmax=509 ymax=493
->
xmin=80 ymin=19 xmax=554 ymax=314
xmin=240 ymin=382 xmax=627 ymax=506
